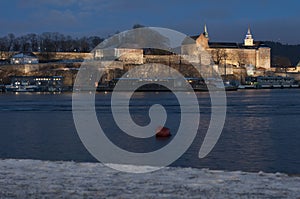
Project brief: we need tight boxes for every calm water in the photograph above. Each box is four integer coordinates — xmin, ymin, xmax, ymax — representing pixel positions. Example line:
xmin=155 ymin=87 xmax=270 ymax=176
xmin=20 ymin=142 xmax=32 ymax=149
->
xmin=0 ymin=89 xmax=300 ymax=174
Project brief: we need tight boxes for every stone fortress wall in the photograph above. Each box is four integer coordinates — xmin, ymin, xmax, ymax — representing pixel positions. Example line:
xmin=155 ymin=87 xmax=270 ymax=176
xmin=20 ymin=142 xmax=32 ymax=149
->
xmin=1 ymin=51 xmax=93 ymax=61
xmin=206 ymin=47 xmax=271 ymax=69
xmin=182 ymin=26 xmax=271 ymax=71
xmin=0 ymin=26 xmax=273 ymax=85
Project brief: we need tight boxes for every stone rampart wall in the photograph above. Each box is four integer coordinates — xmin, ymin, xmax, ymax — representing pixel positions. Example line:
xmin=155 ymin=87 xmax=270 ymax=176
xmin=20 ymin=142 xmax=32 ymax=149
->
xmin=0 ymin=51 xmax=93 ymax=61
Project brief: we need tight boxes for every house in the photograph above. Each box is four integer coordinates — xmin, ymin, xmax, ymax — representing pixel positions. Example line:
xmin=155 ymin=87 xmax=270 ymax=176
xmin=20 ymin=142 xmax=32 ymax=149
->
xmin=10 ymin=52 xmax=39 ymax=64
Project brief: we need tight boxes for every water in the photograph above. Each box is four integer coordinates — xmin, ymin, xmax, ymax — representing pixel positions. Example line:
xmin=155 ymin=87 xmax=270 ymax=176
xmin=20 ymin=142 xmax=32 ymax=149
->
xmin=0 ymin=89 xmax=300 ymax=174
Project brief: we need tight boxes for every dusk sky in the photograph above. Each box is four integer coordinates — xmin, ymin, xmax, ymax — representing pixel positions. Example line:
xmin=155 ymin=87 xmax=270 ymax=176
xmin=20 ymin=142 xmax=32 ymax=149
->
xmin=0 ymin=0 xmax=299 ymax=44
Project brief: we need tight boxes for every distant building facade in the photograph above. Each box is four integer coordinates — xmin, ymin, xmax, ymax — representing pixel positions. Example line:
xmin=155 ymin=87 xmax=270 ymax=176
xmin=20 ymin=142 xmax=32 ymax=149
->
xmin=94 ymin=48 xmax=143 ymax=64
xmin=10 ymin=52 xmax=39 ymax=64
xmin=8 ymin=76 xmax=63 ymax=92
xmin=182 ymin=25 xmax=271 ymax=71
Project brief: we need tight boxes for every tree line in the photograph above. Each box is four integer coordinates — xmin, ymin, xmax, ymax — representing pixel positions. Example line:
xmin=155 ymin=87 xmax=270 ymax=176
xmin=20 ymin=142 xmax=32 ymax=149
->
xmin=264 ymin=41 xmax=300 ymax=66
xmin=0 ymin=24 xmax=148 ymax=53
xmin=0 ymin=32 xmax=104 ymax=53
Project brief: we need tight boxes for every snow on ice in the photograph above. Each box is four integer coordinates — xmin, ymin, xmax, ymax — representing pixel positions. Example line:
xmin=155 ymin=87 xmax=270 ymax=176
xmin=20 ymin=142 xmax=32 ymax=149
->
xmin=0 ymin=159 xmax=299 ymax=198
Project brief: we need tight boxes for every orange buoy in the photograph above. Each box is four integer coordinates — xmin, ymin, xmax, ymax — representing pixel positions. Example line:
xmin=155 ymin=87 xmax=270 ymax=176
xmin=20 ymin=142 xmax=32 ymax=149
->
xmin=155 ymin=126 xmax=171 ymax=137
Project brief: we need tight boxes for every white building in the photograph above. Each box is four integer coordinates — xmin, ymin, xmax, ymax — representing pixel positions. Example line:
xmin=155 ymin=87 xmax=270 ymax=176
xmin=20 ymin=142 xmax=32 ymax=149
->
xmin=10 ymin=52 xmax=39 ymax=64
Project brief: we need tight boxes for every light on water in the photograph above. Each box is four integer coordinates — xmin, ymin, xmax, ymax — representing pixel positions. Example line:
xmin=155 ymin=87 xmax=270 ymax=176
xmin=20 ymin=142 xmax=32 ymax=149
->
xmin=0 ymin=90 xmax=300 ymax=174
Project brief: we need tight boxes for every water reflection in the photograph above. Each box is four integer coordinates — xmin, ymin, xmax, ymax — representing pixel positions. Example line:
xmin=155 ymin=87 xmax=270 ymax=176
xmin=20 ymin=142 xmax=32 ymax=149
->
xmin=0 ymin=90 xmax=300 ymax=173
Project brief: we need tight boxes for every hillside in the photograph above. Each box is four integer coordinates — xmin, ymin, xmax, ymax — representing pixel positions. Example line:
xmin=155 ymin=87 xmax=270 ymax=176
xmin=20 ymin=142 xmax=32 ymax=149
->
xmin=263 ymin=41 xmax=300 ymax=66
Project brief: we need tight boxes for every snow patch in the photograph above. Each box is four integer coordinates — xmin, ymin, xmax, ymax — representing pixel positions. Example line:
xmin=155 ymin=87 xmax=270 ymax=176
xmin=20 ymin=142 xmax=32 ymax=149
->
xmin=0 ymin=159 xmax=299 ymax=198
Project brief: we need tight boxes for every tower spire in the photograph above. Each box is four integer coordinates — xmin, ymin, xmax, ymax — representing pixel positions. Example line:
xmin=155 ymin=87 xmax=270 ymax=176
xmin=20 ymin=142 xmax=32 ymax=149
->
xmin=244 ymin=26 xmax=254 ymax=46
xmin=247 ymin=27 xmax=251 ymax=35
xmin=204 ymin=24 xmax=209 ymax=38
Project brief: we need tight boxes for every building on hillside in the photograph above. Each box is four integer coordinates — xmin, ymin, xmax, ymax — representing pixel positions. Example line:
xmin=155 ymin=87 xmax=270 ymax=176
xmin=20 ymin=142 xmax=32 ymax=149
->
xmin=10 ymin=52 xmax=39 ymax=64
xmin=181 ymin=25 xmax=271 ymax=73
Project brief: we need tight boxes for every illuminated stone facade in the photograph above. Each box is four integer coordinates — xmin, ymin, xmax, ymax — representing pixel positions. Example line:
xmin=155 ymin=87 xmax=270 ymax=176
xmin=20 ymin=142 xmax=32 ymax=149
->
xmin=182 ymin=26 xmax=271 ymax=70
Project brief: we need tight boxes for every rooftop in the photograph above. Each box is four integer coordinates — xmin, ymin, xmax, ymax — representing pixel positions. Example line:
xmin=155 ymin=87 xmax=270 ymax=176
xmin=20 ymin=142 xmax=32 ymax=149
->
xmin=11 ymin=52 xmax=37 ymax=59
xmin=185 ymin=34 xmax=269 ymax=49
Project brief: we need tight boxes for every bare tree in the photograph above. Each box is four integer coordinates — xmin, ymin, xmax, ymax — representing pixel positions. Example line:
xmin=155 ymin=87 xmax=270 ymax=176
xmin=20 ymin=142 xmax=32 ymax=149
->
xmin=19 ymin=35 xmax=31 ymax=52
xmin=79 ymin=37 xmax=90 ymax=52
xmin=0 ymin=37 xmax=7 ymax=51
xmin=236 ymin=50 xmax=246 ymax=67
xmin=7 ymin=33 xmax=15 ymax=51
xmin=61 ymin=35 xmax=73 ymax=52
xmin=12 ymin=38 xmax=21 ymax=51
xmin=40 ymin=32 xmax=56 ymax=52
xmin=27 ymin=33 xmax=39 ymax=51
xmin=0 ymin=34 xmax=14 ymax=51
xmin=211 ymin=48 xmax=228 ymax=65
xmin=51 ymin=32 xmax=63 ymax=52
xmin=88 ymin=36 xmax=103 ymax=49
xmin=0 ymin=32 xmax=104 ymax=53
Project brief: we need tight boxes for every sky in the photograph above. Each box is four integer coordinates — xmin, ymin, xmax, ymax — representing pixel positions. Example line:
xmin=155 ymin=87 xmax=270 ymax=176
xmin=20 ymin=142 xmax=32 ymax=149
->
xmin=0 ymin=0 xmax=299 ymax=44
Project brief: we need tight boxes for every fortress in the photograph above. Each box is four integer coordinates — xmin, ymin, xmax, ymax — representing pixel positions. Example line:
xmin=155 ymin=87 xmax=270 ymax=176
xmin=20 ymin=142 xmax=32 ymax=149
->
xmin=182 ymin=25 xmax=271 ymax=71
xmin=0 ymin=26 xmax=274 ymax=86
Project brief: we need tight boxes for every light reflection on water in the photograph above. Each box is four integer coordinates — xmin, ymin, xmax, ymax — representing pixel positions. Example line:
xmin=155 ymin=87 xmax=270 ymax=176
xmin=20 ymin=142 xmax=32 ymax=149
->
xmin=0 ymin=89 xmax=300 ymax=174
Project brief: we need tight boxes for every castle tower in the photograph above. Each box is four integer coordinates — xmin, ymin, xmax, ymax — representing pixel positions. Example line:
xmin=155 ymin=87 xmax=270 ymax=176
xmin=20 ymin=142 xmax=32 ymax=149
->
xmin=195 ymin=25 xmax=209 ymax=49
xmin=244 ymin=27 xmax=254 ymax=46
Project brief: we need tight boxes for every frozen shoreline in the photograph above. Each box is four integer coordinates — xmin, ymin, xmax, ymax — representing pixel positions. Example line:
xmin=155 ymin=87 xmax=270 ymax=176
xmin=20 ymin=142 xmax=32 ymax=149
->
xmin=0 ymin=159 xmax=299 ymax=198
